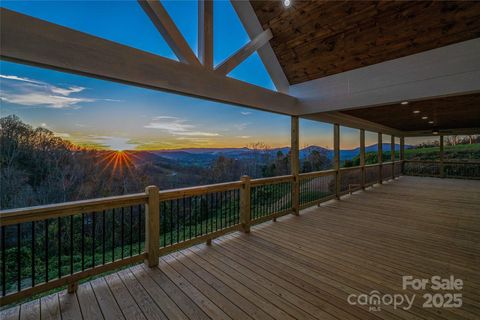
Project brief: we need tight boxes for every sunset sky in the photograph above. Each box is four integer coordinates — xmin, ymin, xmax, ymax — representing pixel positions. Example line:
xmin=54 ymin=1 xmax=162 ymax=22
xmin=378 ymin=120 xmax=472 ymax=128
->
xmin=1 ymin=0 xmax=379 ymax=151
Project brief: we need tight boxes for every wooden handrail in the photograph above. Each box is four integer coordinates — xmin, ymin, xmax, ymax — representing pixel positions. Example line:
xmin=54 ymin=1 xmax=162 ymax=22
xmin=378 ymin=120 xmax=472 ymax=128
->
xmin=339 ymin=165 xmax=362 ymax=172
xmin=0 ymin=193 xmax=148 ymax=226
xmin=298 ymin=169 xmax=336 ymax=179
xmin=404 ymin=159 xmax=480 ymax=165
xmin=250 ymin=174 xmax=294 ymax=186
xmin=159 ymin=181 xmax=243 ymax=201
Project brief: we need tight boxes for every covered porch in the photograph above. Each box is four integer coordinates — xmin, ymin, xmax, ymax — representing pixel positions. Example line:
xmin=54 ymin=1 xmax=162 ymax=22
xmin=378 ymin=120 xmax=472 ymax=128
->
xmin=1 ymin=0 xmax=480 ymax=318
xmin=2 ymin=176 xmax=479 ymax=320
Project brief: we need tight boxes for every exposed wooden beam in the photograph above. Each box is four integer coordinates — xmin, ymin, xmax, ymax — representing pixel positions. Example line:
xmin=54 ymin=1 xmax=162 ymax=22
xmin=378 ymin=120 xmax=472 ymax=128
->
xmin=215 ymin=29 xmax=273 ymax=76
xmin=0 ymin=9 xmax=298 ymax=115
xmin=198 ymin=0 xmax=213 ymax=69
xmin=138 ymin=0 xmax=200 ymax=66
xmin=230 ymin=0 xmax=290 ymax=93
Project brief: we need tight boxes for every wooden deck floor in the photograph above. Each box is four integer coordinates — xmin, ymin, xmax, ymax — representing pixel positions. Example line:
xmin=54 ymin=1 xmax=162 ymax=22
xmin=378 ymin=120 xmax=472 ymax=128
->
xmin=2 ymin=176 xmax=479 ymax=320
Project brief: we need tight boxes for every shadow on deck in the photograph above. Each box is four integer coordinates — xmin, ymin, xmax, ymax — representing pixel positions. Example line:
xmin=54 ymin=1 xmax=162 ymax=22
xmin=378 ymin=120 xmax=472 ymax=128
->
xmin=2 ymin=176 xmax=479 ymax=320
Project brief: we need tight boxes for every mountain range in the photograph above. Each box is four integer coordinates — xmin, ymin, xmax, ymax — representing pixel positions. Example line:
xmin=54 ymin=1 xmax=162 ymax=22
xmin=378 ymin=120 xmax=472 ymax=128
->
xmin=134 ymin=143 xmax=408 ymax=167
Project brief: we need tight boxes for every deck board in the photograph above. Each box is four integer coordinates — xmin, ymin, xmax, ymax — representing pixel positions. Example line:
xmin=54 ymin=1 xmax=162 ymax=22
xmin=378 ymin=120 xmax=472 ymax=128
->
xmin=3 ymin=176 xmax=479 ymax=319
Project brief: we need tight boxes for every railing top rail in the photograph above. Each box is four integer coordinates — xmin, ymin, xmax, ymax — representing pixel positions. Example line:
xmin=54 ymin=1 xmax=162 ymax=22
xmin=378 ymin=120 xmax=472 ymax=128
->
xmin=339 ymin=165 xmax=362 ymax=172
xmin=298 ymin=169 xmax=336 ymax=178
xmin=159 ymin=181 xmax=243 ymax=201
xmin=250 ymin=174 xmax=294 ymax=186
xmin=0 ymin=193 xmax=148 ymax=226
xmin=404 ymin=159 xmax=480 ymax=165
xmin=365 ymin=163 xmax=381 ymax=168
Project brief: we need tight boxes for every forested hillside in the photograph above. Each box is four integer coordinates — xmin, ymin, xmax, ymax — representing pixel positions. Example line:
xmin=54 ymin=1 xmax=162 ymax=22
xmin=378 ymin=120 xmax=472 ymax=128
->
xmin=0 ymin=116 xmax=331 ymax=209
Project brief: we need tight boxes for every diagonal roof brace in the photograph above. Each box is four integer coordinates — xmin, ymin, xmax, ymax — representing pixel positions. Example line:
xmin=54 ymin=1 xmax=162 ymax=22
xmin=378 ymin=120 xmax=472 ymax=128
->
xmin=215 ymin=28 xmax=273 ymax=76
xmin=138 ymin=0 xmax=200 ymax=66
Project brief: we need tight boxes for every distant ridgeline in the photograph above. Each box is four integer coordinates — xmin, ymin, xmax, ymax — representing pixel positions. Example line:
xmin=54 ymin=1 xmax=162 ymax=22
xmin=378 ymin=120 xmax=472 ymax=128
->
xmin=1 ymin=115 xmax=478 ymax=210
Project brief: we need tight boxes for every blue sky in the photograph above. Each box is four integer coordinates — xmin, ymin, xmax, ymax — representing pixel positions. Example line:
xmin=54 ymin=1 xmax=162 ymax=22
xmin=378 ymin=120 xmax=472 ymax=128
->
xmin=0 ymin=0 xmax=364 ymax=150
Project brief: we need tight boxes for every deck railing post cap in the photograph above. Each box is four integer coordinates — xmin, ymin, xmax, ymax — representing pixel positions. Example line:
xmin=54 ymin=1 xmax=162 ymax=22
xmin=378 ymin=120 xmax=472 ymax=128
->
xmin=240 ymin=175 xmax=251 ymax=181
xmin=145 ymin=185 xmax=159 ymax=194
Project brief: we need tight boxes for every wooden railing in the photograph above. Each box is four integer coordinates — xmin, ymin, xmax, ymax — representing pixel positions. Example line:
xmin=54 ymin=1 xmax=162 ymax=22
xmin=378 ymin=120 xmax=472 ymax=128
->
xmin=403 ymin=160 xmax=480 ymax=179
xmin=0 ymin=164 xmax=402 ymax=306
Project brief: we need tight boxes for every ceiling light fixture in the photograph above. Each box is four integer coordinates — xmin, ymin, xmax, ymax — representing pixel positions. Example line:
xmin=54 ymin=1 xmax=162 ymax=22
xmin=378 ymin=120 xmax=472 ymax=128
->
xmin=428 ymin=121 xmax=434 ymax=124
xmin=401 ymin=101 xmax=409 ymax=105
xmin=422 ymin=116 xmax=428 ymax=120
xmin=432 ymin=130 xmax=439 ymax=135
xmin=283 ymin=0 xmax=292 ymax=7
xmin=413 ymin=110 xmax=420 ymax=114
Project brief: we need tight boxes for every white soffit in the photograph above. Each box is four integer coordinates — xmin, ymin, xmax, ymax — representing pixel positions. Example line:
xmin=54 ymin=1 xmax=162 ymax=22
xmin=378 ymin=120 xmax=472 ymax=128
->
xmin=292 ymin=38 xmax=480 ymax=114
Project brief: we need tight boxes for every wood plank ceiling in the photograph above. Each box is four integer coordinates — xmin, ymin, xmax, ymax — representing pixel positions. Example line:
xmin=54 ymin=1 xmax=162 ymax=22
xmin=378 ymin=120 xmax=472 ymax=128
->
xmin=251 ymin=1 xmax=480 ymax=85
xmin=341 ymin=93 xmax=480 ymax=132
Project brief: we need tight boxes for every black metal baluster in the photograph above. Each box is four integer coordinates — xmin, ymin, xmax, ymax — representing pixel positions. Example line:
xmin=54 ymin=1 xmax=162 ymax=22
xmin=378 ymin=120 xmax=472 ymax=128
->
xmin=92 ymin=212 xmax=96 ymax=268
xmin=130 ymin=206 xmax=133 ymax=257
xmin=2 ymin=226 xmax=6 ymax=296
xmin=193 ymin=196 xmax=197 ymax=237
xmin=81 ymin=213 xmax=85 ymax=271
xmin=188 ymin=197 xmax=192 ymax=239
xmin=58 ymin=217 xmax=61 ymax=278
xmin=176 ymin=199 xmax=180 ymax=244
xmin=112 ymin=209 xmax=115 ymax=262
xmin=102 ymin=210 xmax=106 ymax=265
xmin=182 ymin=197 xmax=186 ymax=242
xmin=45 ymin=219 xmax=49 ymax=282
xmin=162 ymin=202 xmax=166 ymax=247
xmin=138 ymin=205 xmax=142 ymax=253
xmin=31 ymin=221 xmax=35 ymax=288
xmin=170 ymin=201 xmax=173 ymax=246
xmin=121 ymin=207 xmax=125 ymax=259
xmin=17 ymin=224 xmax=21 ymax=291
xmin=70 ymin=215 xmax=73 ymax=275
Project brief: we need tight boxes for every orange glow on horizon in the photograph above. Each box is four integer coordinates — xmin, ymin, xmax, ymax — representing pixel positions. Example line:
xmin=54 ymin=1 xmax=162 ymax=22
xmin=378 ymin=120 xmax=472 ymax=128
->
xmin=95 ymin=150 xmax=141 ymax=181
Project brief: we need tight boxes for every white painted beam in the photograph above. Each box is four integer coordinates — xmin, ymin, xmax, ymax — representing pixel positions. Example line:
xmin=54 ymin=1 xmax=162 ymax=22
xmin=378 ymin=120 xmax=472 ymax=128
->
xmin=304 ymin=112 xmax=403 ymax=136
xmin=230 ymin=0 xmax=290 ymax=93
xmin=198 ymin=0 xmax=213 ymax=69
xmin=138 ymin=0 xmax=200 ymax=66
xmin=215 ymin=29 xmax=273 ymax=76
xmin=0 ymin=9 xmax=298 ymax=115
xmin=292 ymin=38 xmax=480 ymax=114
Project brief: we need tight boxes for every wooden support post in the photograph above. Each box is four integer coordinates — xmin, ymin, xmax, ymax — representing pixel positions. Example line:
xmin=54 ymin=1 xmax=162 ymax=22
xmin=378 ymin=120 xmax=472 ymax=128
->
xmin=67 ymin=281 xmax=78 ymax=294
xmin=400 ymin=136 xmax=405 ymax=174
xmin=291 ymin=116 xmax=300 ymax=215
xmin=440 ymin=135 xmax=445 ymax=178
xmin=378 ymin=133 xmax=383 ymax=184
xmin=334 ymin=124 xmax=341 ymax=198
xmin=145 ymin=185 xmax=160 ymax=268
xmin=391 ymin=135 xmax=395 ymax=179
xmin=240 ymin=175 xmax=251 ymax=233
xmin=198 ymin=0 xmax=213 ymax=69
xmin=360 ymin=129 xmax=366 ymax=189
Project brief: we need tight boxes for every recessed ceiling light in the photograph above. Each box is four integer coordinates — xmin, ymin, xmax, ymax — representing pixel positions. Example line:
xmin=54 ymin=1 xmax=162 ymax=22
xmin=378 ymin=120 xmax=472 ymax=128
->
xmin=428 ymin=121 xmax=434 ymax=124
xmin=432 ymin=130 xmax=439 ymax=135
xmin=421 ymin=116 xmax=428 ymax=120
xmin=401 ymin=101 xmax=409 ymax=105
xmin=283 ymin=0 xmax=292 ymax=7
xmin=413 ymin=110 xmax=420 ymax=114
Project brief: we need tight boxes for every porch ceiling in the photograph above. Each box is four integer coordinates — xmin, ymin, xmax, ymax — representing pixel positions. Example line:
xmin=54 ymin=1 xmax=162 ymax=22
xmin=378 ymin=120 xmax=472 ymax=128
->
xmin=251 ymin=1 xmax=480 ymax=85
xmin=340 ymin=93 xmax=480 ymax=133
